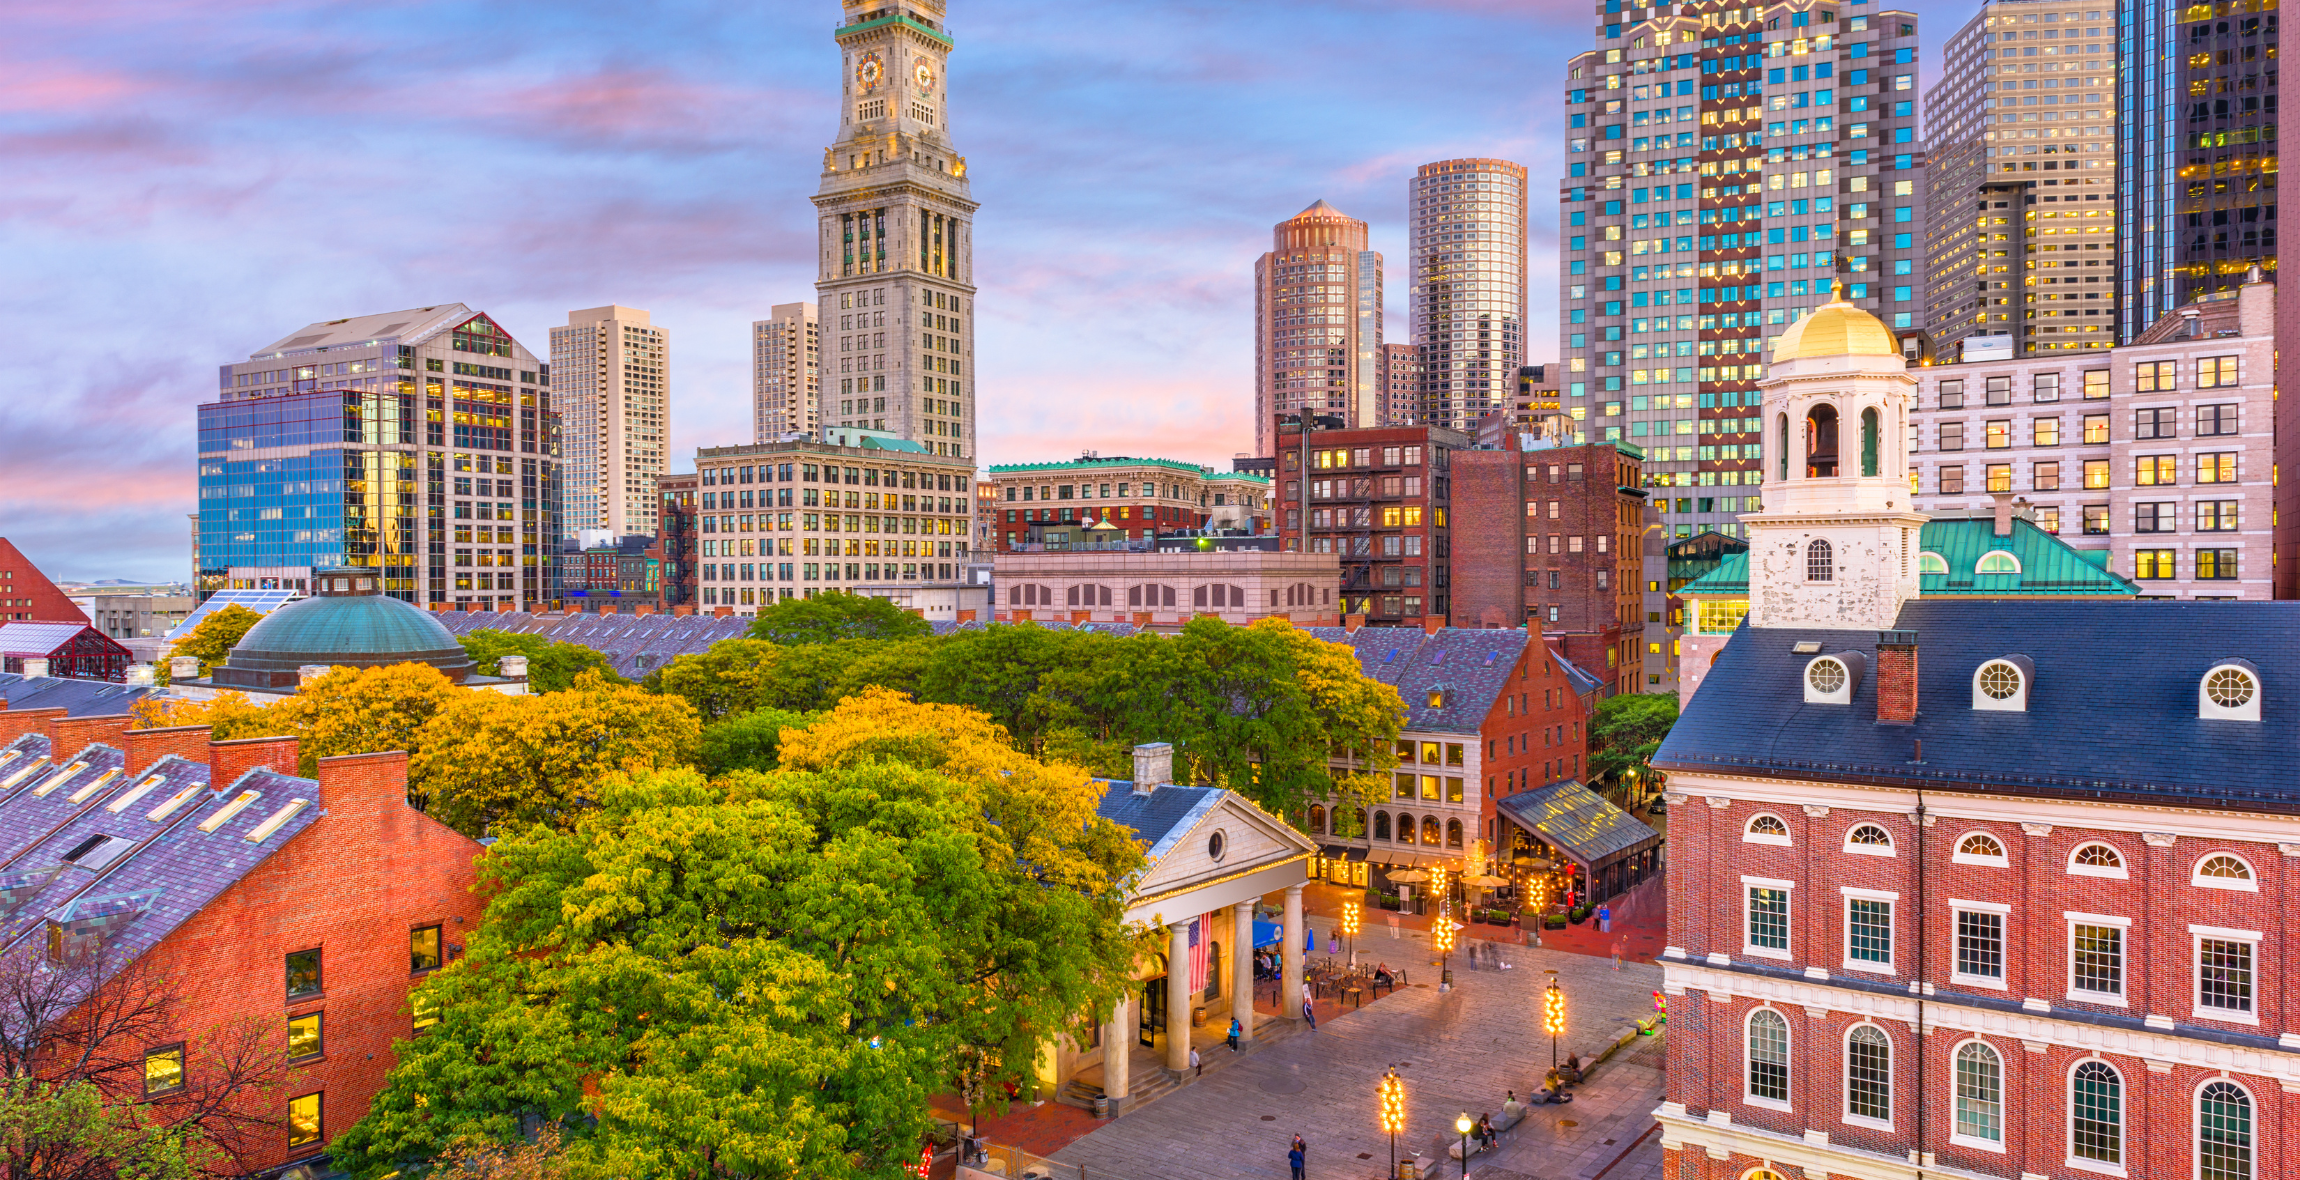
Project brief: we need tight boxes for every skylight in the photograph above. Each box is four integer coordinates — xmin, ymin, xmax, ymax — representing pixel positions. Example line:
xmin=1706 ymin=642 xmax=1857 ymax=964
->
xmin=0 ymin=757 xmax=50 ymax=791
xmin=146 ymin=786 xmax=203 ymax=824
xmin=245 ymin=799 xmax=311 ymax=844
xmin=106 ymin=775 xmax=169 ymax=815
xmin=67 ymin=769 xmax=123 ymax=805
xmin=197 ymin=791 xmax=262 ymax=833
xmin=33 ymin=762 xmax=90 ymax=799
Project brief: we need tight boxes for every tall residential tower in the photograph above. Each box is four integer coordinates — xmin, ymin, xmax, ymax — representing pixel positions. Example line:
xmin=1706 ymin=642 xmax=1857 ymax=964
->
xmin=548 ymin=305 xmax=668 ymax=538
xmin=752 ymin=301 xmax=820 ymax=440
xmin=1253 ymin=200 xmax=1383 ymax=455
xmin=1410 ymin=159 xmax=1528 ymax=433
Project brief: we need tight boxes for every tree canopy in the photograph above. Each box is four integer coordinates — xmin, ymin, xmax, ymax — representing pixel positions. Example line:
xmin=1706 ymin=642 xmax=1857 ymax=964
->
xmin=162 ymin=605 xmax=264 ymax=677
xmin=457 ymin=630 xmax=628 ymax=693
xmin=1586 ymin=691 xmax=1679 ymax=796
xmin=744 ymin=590 xmax=933 ymax=646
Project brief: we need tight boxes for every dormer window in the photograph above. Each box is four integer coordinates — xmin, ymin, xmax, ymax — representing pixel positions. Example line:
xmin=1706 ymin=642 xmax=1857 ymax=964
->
xmin=1975 ymin=551 xmax=2021 ymax=574
xmin=2198 ymin=660 xmax=2261 ymax=722
xmin=1803 ymin=651 xmax=1864 ymax=705
xmin=1427 ymin=689 xmax=1445 ymax=708
xmin=1971 ymin=656 xmax=2033 ymax=712
xmin=1918 ymin=552 xmax=1949 ymax=575
xmin=1745 ymin=814 xmax=1792 ymax=846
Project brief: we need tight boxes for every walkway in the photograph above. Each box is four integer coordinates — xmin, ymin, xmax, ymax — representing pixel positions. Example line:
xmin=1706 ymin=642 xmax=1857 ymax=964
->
xmin=1294 ymin=871 xmax=1667 ymax=966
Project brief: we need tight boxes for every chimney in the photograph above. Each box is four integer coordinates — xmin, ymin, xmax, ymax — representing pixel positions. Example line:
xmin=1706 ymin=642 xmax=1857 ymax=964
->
xmin=1344 ymin=613 xmax=1367 ymax=633
xmin=168 ymin=656 xmax=201 ymax=682
xmin=123 ymin=724 xmax=214 ymax=779
xmin=20 ymin=659 xmax=47 ymax=679
xmin=313 ymin=750 xmax=418 ymax=827
xmin=1423 ymin=616 xmax=1446 ymax=636
xmin=50 ymin=714 xmax=132 ymax=758
xmin=1990 ymin=491 xmax=2016 ymax=537
xmin=0 ymin=708 xmax=66 ymax=749
xmin=1130 ymin=742 xmax=1174 ymax=797
xmin=497 ymin=656 xmax=530 ymax=683
xmin=635 ymin=604 xmax=656 ymax=617
xmin=210 ymin=734 xmax=301 ymax=788
xmin=957 ymin=609 xmax=977 ymax=624
xmin=1875 ymin=630 xmax=1919 ymax=725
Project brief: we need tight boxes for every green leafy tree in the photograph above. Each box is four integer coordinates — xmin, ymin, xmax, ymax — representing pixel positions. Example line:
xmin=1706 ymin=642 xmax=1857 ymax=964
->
xmin=163 ymin=605 xmax=263 ymax=677
xmin=912 ymin=625 xmax=1088 ymax=753
xmin=696 ymin=706 xmax=822 ymax=775
xmin=745 ymin=589 xmax=933 ymax=645
xmin=333 ymin=693 xmax=1142 ymax=1180
xmin=458 ymin=630 xmax=628 ymax=693
xmin=1587 ymin=692 xmax=1680 ymax=798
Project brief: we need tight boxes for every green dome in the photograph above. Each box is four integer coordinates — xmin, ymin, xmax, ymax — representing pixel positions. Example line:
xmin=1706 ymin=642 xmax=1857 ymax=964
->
xmin=212 ymin=592 xmax=475 ymax=689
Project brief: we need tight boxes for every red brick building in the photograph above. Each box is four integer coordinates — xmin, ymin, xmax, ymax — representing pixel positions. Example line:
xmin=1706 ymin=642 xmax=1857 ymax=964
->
xmin=0 ymin=538 xmax=90 ymax=624
xmin=1274 ymin=417 xmax=1469 ymax=626
xmin=0 ymin=707 xmax=484 ymax=1177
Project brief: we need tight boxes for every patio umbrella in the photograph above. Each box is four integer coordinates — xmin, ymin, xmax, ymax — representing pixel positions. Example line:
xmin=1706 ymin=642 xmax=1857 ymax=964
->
xmin=1466 ymin=874 xmax=1511 ymax=888
xmin=1387 ymin=869 xmax=1431 ymax=883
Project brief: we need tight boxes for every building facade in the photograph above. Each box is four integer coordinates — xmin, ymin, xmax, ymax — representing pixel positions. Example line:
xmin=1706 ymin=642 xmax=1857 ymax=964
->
xmin=0 ymin=539 xmax=89 ymax=624
xmin=1411 ymin=158 xmax=1528 ymax=434
xmin=656 ymin=472 xmax=698 ymax=612
xmin=752 ymin=302 xmax=820 ymax=441
xmin=548 ymin=305 xmax=667 ymax=539
xmin=691 ymin=434 xmax=974 ymax=615
xmin=1274 ymin=420 xmax=1467 ymax=626
xmin=984 ymin=457 xmax=1222 ymax=551
xmin=2120 ymin=0 xmax=2278 ymax=340
xmin=1381 ymin=342 xmax=1420 ymax=427
xmin=203 ymin=305 xmax=559 ymax=611
xmin=1253 ymin=200 xmax=1384 ymax=455
xmin=815 ymin=0 xmax=977 ymax=462
xmin=1924 ymin=0 xmax=2117 ymax=359
xmin=990 ymin=549 xmax=1340 ymax=629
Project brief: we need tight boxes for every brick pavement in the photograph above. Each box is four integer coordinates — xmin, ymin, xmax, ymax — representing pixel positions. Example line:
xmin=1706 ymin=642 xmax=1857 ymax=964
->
xmin=1294 ymin=872 xmax=1668 ymax=967
xmin=1048 ymin=923 xmax=1665 ymax=1180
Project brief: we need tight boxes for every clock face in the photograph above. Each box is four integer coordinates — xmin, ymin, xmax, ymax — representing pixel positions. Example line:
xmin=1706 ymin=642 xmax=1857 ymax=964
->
xmin=914 ymin=61 xmax=937 ymax=93
xmin=855 ymin=53 xmax=884 ymax=92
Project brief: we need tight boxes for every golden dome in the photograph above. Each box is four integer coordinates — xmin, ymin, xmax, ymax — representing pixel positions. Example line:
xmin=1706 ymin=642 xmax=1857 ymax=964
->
xmin=1773 ymin=286 xmax=1900 ymax=361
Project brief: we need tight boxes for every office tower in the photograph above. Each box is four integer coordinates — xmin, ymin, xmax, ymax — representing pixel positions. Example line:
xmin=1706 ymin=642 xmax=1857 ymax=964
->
xmin=1380 ymin=343 xmax=1419 ymax=426
xmin=1410 ymin=159 xmax=1529 ymax=433
xmin=2122 ymin=0 xmax=2278 ymax=340
xmin=816 ymin=0 xmax=976 ymax=462
xmin=549 ymin=306 xmax=668 ymax=538
xmin=753 ymin=302 xmax=820 ymax=440
xmin=1925 ymin=1 xmax=2118 ymax=358
xmin=1254 ymin=200 xmax=1384 ymax=454
xmin=203 ymin=305 xmax=560 ymax=610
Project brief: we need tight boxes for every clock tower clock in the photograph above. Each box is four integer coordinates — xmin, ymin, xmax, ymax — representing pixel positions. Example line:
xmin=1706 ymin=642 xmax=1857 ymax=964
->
xmin=815 ymin=0 xmax=977 ymax=466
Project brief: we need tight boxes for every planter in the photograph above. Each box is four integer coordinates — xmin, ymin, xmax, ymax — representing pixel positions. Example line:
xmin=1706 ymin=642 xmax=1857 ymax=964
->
xmin=1542 ymin=914 xmax=1568 ymax=930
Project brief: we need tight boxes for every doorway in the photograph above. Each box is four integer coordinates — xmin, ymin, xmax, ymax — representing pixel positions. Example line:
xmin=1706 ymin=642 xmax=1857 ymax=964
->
xmin=1206 ymin=940 xmax=1222 ymax=1001
xmin=1139 ymin=979 xmax=1164 ymax=1048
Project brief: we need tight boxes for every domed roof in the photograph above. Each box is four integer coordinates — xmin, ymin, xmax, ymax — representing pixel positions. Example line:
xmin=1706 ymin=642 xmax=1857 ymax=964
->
xmin=1774 ymin=285 xmax=1900 ymax=362
xmin=211 ymin=579 xmax=473 ymax=689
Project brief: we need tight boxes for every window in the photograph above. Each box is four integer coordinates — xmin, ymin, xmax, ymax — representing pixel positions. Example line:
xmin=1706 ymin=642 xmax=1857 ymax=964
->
xmin=2197 ymin=501 xmax=2239 ymax=531
xmin=2082 ymin=414 xmax=2109 ymax=444
xmin=1747 ymin=884 xmax=1790 ymax=955
xmin=1845 ymin=824 xmax=1893 ymax=854
xmin=2197 ymin=403 xmax=2238 ymax=436
xmin=1954 ymin=1042 xmax=2003 ymax=1146
xmin=2198 ymin=1080 xmax=2254 ymax=1180
xmin=143 ymin=1044 xmax=185 ymax=1097
xmin=2135 ymin=360 xmax=2177 ymax=392
xmin=1746 ymin=1009 xmax=1789 ymax=1103
xmin=286 ymin=949 xmax=321 ymax=999
xmin=2134 ymin=549 xmax=2175 ymax=580
xmin=1955 ymin=909 xmax=2005 ymax=982
xmin=2071 ymin=921 xmax=2124 ymax=999
xmin=2134 ymin=502 xmax=2177 ymax=533
xmin=1984 ymin=376 xmax=2012 ymax=407
xmin=411 ymin=925 xmax=442 ymax=974
xmin=2032 ymin=418 xmax=2061 ymax=447
xmin=2083 ymin=370 xmax=2110 ymax=399
xmin=1847 ymin=897 xmax=1893 ymax=968
xmin=2135 ymin=455 xmax=2178 ymax=485
xmin=2070 ymin=843 xmax=2127 ymax=877
xmin=1744 ymin=814 xmax=1791 ymax=845
xmin=2070 ymin=1061 xmax=2123 ymax=1165
xmin=2197 ymin=934 xmax=2255 ymax=1015
xmin=1846 ymin=1026 xmax=1891 ymax=1123
xmin=1937 ymin=379 xmax=1965 ymax=408
xmin=1975 ymin=551 xmax=2019 ymax=574
xmin=1939 ymin=465 xmax=1966 ymax=495
xmin=2134 ymin=407 xmax=2175 ymax=439
xmin=1955 ymin=833 xmax=2007 ymax=864
xmin=287 ymin=1092 xmax=323 ymax=1148
xmin=1918 ymin=552 xmax=1949 ymax=574
xmin=1985 ymin=463 xmax=2012 ymax=493
xmin=2197 ymin=549 xmax=2238 ymax=580
xmin=287 ymin=1012 xmax=322 ymax=1062
xmin=2193 ymin=854 xmax=2255 ymax=889
xmin=1984 ymin=420 xmax=2011 ymax=449
xmin=2197 ymin=452 xmax=2236 ymax=484
xmin=2032 ymin=372 xmax=2060 ymax=403
xmin=2200 ymin=663 xmax=2261 ymax=721
xmin=1938 ymin=421 xmax=1965 ymax=450
xmin=2197 ymin=355 xmax=2239 ymax=387
xmin=411 ymin=989 xmax=441 ymax=1032
xmin=1806 ymin=539 xmax=1833 ymax=581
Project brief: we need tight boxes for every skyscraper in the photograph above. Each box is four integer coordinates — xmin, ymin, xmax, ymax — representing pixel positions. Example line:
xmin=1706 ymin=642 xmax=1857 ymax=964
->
xmin=815 ymin=0 xmax=975 ymax=462
xmin=548 ymin=306 xmax=668 ymax=538
xmin=1410 ymin=159 xmax=1528 ymax=433
xmin=1380 ymin=342 xmax=1419 ymax=426
xmin=753 ymin=302 xmax=820 ymax=440
xmin=2120 ymin=0 xmax=2279 ymax=339
xmin=1253 ymin=200 xmax=1383 ymax=454
xmin=1925 ymin=1 xmax=2118 ymax=358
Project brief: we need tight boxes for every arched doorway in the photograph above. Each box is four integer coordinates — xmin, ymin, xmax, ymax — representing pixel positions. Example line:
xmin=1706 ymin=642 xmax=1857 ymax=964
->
xmin=1806 ymin=403 xmax=1840 ymax=477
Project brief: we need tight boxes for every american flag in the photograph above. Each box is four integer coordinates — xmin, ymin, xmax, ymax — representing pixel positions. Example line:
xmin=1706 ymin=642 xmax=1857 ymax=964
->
xmin=1188 ymin=915 xmax=1208 ymax=994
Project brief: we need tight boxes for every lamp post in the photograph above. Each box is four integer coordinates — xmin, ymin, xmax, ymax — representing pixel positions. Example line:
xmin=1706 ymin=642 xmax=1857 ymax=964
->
xmin=1433 ymin=911 xmax=1456 ymax=990
xmin=1455 ymin=1113 xmax=1474 ymax=1178
xmin=1341 ymin=899 xmax=1361 ymax=968
xmin=1543 ymin=970 xmax=1567 ymax=1070
xmin=1378 ymin=1067 xmax=1406 ymax=1180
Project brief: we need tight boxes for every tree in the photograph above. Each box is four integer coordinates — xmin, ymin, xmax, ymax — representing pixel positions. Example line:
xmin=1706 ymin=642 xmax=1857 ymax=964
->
xmin=425 ymin=1126 xmax=569 ymax=1180
xmin=128 ymin=692 xmax=284 ymax=743
xmin=655 ymin=637 xmax=936 ymax=721
xmin=333 ymin=694 xmax=1142 ymax=1180
xmin=1587 ymin=692 xmax=1680 ymax=799
xmin=271 ymin=664 xmax=462 ymax=778
xmin=163 ymin=606 xmax=263 ymax=678
xmin=696 ymin=707 xmax=821 ymax=776
xmin=912 ymin=625 xmax=1088 ymax=754
xmin=745 ymin=590 xmax=932 ymax=645
xmin=457 ymin=631 xmax=627 ymax=694
xmin=410 ymin=670 xmax=701 ymax=837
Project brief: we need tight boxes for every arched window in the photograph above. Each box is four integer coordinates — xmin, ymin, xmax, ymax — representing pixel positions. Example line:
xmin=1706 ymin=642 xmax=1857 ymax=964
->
xmin=1446 ymin=818 xmax=1464 ymax=847
xmin=2199 ymin=661 xmax=2262 ymax=722
xmin=1744 ymin=814 xmax=1791 ymax=846
xmin=1860 ymin=406 xmax=1881 ymax=477
xmin=1953 ymin=1041 xmax=2003 ymax=1144
xmin=1746 ymin=1009 xmax=1789 ymax=1103
xmin=1807 ymin=539 xmax=1834 ymax=582
xmin=2070 ymin=842 xmax=2127 ymax=877
xmin=2193 ymin=853 xmax=2257 ymax=890
xmin=1919 ymin=551 xmax=1949 ymax=574
xmin=2199 ymin=1080 xmax=2254 ymax=1180
xmin=1806 ymin=402 xmax=1840 ymax=477
xmin=2071 ymin=1060 xmax=2123 ymax=1166
xmin=1845 ymin=824 xmax=1894 ymax=854
xmin=1308 ymin=804 xmax=1327 ymax=835
xmin=1777 ymin=412 xmax=1791 ymax=480
xmin=1422 ymin=815 xmax=1442 ymax=845
xmin=1953 ymin=832 xmax=2007 ymax=866
xmin=1373 ymin=811 xmax=1391 ymax=841
xmin=1396 ymin=812 xmax=1415 ymax=843
xmin=1845 ymin=1025 xmax=1891 ymax=1123
xmin=1975 ymin=551 xmax=2021 ymax=574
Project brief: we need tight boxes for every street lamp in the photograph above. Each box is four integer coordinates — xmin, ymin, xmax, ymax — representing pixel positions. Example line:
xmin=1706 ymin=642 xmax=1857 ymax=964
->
xmin=1455 ymin=1113 xmax=1474 ymax=1178
xmin=1378 ymin=1068 xmax=1406 ymax=1180
xmin=1543 ymin=970 xmax=1567 ymax=1070
xmin=1341 ymin=899 xmax=1361 ymax=968
xmin=1433 ymin=911 xmax=1456 ymax=988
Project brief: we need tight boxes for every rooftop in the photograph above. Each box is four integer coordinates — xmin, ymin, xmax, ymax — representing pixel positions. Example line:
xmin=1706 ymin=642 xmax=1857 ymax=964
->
xmin=1496 ymin=779 xmax=1660 ymax=867
xmin=249 ymin=305 xmax=471 ymax=358
xmin=988 ymin=456 xmax=1219 ymax=478
xmin=1678 ymin=517 xmax=2136 ymax=599
xmin=1301 ymin=627 xmax=1529 ymax=734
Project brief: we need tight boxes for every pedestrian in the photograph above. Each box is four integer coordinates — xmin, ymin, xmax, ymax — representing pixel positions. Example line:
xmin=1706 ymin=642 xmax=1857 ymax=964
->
xmin=1191 ymin=1045 xmax=1202 ymax=1077
xmin=1301 ymin=980 xmax=1312 ymax=1008
xmin=1598 ymin=904 xmax=1612 ymax=934
xmin=1287 ymin=1142 xmax=1305 ymax=1180
xmin=1227 ymin=1016 xmax=1242 ymax=1053
xmin=1303 ymin=998 xmax=1317 ymax=1031
xmin=1612 ymin=937 xmax=1624 ymax=971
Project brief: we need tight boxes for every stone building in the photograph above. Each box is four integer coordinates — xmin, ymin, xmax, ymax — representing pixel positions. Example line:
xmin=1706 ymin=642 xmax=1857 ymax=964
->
xmin=989 ymin=549 xmax=1339 ymax=631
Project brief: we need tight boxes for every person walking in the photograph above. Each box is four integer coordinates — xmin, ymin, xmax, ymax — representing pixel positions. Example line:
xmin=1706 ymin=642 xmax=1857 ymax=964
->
xmin=1227 ymin=1016 xmax=1242 ymax=1053
xmin=1598 ymin=904 xmax=1612 ymax=934
xmin=1190 ymin=1045 xmax=1202 ymax=1077
xmin=1302 ymin=998 xmax=1317 ymax=1031
xmin=1287 ymin=1142 xmax=1305 ymax=1180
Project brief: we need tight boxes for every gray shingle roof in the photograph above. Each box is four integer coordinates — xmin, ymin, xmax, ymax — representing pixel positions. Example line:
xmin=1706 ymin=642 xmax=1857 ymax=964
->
xmin=1095 ymin=781 xmax=1223 ymax=863
xmin=0 ymin=674 xmax=167 ymax=717
xmin=1302 ymin=627 xmax=1527 ymax=733
xmin=1496 ymin=779 xmax=1660 ymax=866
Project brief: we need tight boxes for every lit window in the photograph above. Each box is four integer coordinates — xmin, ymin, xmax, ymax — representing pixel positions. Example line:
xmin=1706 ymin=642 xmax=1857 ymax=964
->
xmin=287 ymin=1013 xmax=323 ymax=1062
xmin=143 ymin=1044 xmax=185 ymax=1097
xmin=1845 ymin=824 xmax=1893 ymax=854
xmin=410 ymin=925 xmax=443 ymax=974
xmin=2193 ymin=854 xmax=2255 ymax=889
xmin=1953 ymin=833 xmax=2007 ymax=865
xmin=287 ymin=1092 xmax=322 ymax=1148
xmin=2070 ymin=843 xmax=2126 ymax=877
xmin=1744 ymin=814 xmax=1791 ymax=845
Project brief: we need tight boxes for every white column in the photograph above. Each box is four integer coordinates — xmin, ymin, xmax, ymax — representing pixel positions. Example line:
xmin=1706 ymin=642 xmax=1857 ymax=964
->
xmin=1165 ymin=921 xmax=1192 ymax=1073
xmin=1104 ymin=991 xmax=1131 ymax=1102
xmin=1232 ymin=900 xmax=1256 ymax=1044
xmin=1282 ymin=884 xmax=1305 ymax=1024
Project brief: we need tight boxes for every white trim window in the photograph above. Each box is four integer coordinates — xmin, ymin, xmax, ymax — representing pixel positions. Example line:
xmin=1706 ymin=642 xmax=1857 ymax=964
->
xmin=2066 ymin=913 xmax=2129 ymax=1005
xmin=2198 ymin=1078 xmax=2255 ymax=1180
xmin=2068 ymin=1059 xmax=2124 ymax=1174
xmin=1843 ymin=1024 xmax=1891 ymax=1128
xmin=1950 ymin=1039 xmax=2005 ymax=1150
xmin=1952 ymin=831 xmax=2008 ymax=867
xmin=2193 ymin=925 xmax=2260 ymax=1024
xmin=1844 ymin=823 xmax=1896 ymax=856
xmin=1744 ymin=813 xmax=1792 ymax=846
xmin=1952 ymin=902 xmax=2010 ymax=989
xmin=1744 ymin=877 xmax=1793 ymax=961
xmin=2068 ymin=842 xmax=2128 ymax=879
xmin=1745 ymin=1008 xmax=1791 ymax=1108
xmin=2191 ymin=853 xmax=2258 ymax=891
xmin=1842 ymin=888 xmax=1896 ymax=974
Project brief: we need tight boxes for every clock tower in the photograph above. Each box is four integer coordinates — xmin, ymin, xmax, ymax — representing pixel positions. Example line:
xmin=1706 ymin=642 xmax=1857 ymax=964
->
xmin=815 ymin=0 xmax=977 ymax=464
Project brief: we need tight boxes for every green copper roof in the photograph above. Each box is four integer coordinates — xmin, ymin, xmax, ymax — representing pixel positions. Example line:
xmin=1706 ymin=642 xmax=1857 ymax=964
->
xmin=834 ymin=13 xmax=952 ymax=49
xmin=1205 ymin=471 xmax=1272 ymax=485
xmin=988 ymin=457 xmax=1215 ymax=477
xmin=1679 ymin=518 xmax=2138 ymax=599
xmin=226 ymin=594 xmax=472 ymax=670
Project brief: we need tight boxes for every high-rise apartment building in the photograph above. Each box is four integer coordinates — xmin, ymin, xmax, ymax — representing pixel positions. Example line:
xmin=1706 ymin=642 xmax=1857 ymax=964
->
xmin=1410 ymin=159 xmax=1528 ymax=433
xmin=752 ymin=302 xmax=820 ymax=440
xmin=815 ymin=0 xmax=976 ymax=462
xmin=1925 ymin=1 xmax=2118 ymax=358
xmin=203 ymin=304 xmax=560 ymax=610
xmin=1557 ymin=3 xmax=1924 ymax=551
xmin=2121 ymin=0 xmax=2278 ymax=340
xmin=548 ymin=306 xmax=668 ymax=538
xmin=1253 ymin=200 xmax=1384 ymax=454
xmin=1380 ymin=343 xmax=1420 ymax=426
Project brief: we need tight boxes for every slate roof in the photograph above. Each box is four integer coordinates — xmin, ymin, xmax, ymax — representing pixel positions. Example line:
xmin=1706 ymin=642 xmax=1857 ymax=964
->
xmin=1552 ymin=651 xmax=1604 ymax=699
xmin=1496 ymin=779 xmax=1661 ymax=866
xmin=0 ymin=674 xmax=168 ymax=716
xmin=1095 ymin=781 xmax=1224 ymax=864
xmin=1656 ymin=599 xmax=2300 ymax=810
xmin=1679 ymin=518 xmax=2136 ymax=598
xmin=1302 ymin=627 xmax=1527 ymax=734
xmin=430 ymin=611 xmax=753 ymax=680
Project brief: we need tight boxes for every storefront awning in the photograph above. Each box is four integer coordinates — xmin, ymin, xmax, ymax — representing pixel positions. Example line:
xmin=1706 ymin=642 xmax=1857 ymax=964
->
xmin=1496 ymin=780 xmax=1661 ymax=871
xmin=1253 ymin=919 xmax=1285 ymax=949
xmin=1317 ymin=844 xmax=1369 ymax=863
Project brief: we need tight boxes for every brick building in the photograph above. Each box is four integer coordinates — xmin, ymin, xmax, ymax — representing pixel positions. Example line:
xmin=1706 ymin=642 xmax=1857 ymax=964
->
xmin=655 ymin=472 xmax=697 ymax=612
xmin=1273 ymin=417 xmax=1467 ymax=626
xmin=0 ymin=539 xmax=89 ymax=625
xmin=0 ymin=710 xmax=484 ymax=1177
xmin=984 ymin=456 xmax=1219 ymax=551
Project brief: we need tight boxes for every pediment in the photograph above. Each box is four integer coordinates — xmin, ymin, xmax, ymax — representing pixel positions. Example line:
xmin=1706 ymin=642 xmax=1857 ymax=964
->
xmin=1130 ymin=792 xmax=1317 ymax=901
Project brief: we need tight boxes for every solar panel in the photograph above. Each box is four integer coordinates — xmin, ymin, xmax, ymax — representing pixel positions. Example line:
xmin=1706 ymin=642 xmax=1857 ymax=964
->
xmin=164 ymin=591 xmax=300 ymax=642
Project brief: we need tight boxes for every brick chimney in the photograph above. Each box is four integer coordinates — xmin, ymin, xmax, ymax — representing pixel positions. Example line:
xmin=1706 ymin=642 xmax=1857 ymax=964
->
xmin=1130 ymin=742 xmax=1173 ymax=797
xmin=1422 ymin=616 xmax=1445 ymax=636
xmin=210 ymin=734 xmax=301 ymax=789
xmin=1990 ymin=491 xmax=2016 ymax=537
xmin=1344 ymin=613 xmax=1366 ymax=633
xmin=0 ymin=708 xmax=65 ymax=749
xmin=1875 ymin=630 xmax=1919 ymax=725
xmin=50 ymin=714 xmax=132 ymax=758
xmin=124 ymin=724 xmax=214 ymax=779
